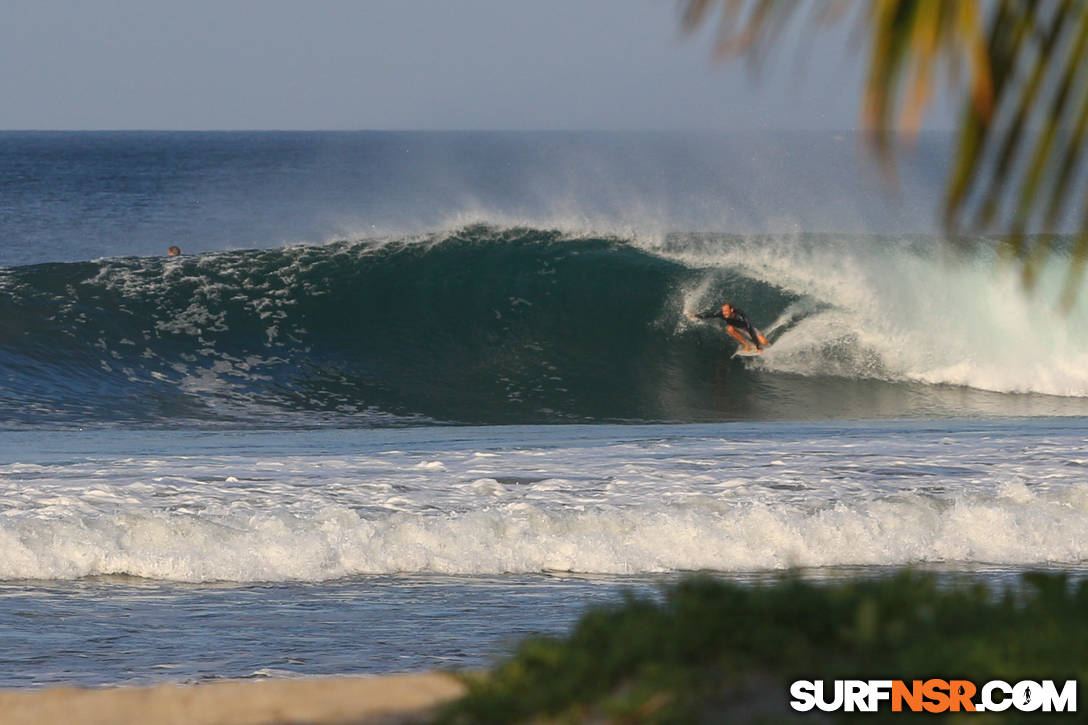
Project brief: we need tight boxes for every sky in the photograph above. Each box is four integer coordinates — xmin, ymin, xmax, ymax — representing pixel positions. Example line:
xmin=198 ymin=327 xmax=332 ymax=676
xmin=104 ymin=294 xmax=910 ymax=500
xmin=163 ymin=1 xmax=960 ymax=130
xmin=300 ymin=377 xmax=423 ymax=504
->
xmin=0 ymin=0 xmax=958 ymax=131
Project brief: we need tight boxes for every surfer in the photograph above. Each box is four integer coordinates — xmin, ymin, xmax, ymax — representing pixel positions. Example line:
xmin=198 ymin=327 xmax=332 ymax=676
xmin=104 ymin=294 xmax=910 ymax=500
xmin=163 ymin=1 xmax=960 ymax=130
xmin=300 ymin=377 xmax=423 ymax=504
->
xmin=687 ymin=302 xmax=769 ymax=353
xmin=167 ymin=246 xmax=181 ymax=256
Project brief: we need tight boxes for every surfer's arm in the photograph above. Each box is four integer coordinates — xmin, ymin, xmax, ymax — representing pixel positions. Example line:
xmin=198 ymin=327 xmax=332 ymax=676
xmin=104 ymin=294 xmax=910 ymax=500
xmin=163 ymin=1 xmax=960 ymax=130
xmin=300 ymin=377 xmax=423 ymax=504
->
xmin=692 ymin=310 xmax=723 ymax=320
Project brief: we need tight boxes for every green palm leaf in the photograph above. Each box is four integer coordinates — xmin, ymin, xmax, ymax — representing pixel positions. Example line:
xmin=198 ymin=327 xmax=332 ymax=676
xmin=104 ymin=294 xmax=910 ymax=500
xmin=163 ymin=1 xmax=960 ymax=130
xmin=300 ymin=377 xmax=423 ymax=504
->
xmin=680 ymin=0 xmax=1088 ymax=308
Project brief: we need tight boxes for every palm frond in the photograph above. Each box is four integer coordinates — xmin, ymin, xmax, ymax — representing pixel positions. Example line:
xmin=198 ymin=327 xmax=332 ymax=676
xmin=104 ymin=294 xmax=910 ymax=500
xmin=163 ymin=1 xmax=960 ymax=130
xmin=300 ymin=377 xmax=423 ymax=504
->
xmin=680 ymin=0 xmax=1088 ymax=307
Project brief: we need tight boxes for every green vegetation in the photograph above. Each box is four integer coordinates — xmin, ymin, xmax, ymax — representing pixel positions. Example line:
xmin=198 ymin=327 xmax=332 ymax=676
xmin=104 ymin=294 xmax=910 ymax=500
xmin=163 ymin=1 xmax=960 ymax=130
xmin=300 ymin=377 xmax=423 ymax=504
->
xmin=680 ymin=1 xmax=1088 ymax=306
xmin=440 ymin=572 xmax=1086 ymax=723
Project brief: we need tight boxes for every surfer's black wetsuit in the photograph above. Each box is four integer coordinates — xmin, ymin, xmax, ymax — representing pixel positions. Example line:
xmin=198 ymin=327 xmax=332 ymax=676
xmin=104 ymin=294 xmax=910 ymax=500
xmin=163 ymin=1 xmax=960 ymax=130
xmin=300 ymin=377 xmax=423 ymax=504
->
xmin=696 ymin=306 xmax=762 ymax=348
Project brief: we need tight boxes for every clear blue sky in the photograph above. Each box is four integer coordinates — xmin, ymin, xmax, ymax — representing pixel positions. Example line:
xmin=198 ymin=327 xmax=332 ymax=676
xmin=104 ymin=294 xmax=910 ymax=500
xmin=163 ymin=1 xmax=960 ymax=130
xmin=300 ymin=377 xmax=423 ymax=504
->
xmin=1 ymin=0 xmax=957 ymax=131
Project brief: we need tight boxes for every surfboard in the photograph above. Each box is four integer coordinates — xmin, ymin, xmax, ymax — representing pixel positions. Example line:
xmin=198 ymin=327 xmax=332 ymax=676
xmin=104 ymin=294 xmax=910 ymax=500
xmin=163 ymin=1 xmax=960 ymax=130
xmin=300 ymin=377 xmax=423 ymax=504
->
xmin=731 ymin=348 xmax=764 ymax=358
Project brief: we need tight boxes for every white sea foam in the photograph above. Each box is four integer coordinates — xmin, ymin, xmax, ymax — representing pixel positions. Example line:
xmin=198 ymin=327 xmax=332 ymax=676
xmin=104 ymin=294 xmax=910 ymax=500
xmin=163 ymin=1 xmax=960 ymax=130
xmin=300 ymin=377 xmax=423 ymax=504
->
xmin=658 ymin=234 xmax=1088 ymax=397
xmin=1 ymin=488 xmax=1086 ymax=581
xmin=1 ymin=423 xmax=1084 ymax=582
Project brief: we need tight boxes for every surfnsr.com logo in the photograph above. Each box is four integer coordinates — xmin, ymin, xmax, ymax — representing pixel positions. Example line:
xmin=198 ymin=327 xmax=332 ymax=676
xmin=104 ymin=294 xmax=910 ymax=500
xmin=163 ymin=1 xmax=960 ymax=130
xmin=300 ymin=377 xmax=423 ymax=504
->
xmin=790 ymin=679 xmax=1077 ymax=713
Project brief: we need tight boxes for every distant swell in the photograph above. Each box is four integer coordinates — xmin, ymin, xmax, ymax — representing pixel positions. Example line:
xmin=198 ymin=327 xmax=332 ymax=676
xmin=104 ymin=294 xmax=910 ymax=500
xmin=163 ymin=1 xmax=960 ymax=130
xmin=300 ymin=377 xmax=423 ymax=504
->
xmin=1 ymin=224 xmax=1087 ymax=428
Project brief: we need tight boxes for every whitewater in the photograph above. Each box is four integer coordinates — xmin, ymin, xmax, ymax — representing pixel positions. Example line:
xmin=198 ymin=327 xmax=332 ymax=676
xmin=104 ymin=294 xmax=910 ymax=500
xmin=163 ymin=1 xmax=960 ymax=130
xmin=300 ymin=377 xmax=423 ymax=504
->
xmin=3 ymin=421 xmax=1087 ymax=583
xmin=1 ymin=131 xmax=1085 ymax=687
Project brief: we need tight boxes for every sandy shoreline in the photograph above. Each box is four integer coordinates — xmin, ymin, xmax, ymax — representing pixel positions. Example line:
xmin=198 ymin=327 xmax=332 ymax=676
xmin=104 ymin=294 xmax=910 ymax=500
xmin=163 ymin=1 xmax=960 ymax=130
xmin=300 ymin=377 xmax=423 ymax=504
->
xmin=0 ymin=672 xmax=466 ymax=725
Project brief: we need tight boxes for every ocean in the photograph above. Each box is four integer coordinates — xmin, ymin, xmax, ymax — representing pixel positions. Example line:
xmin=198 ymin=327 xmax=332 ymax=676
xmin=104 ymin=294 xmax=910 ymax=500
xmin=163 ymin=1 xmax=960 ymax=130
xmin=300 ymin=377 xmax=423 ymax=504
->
xmin=1 ymin=131 xmax=1086 ymax=688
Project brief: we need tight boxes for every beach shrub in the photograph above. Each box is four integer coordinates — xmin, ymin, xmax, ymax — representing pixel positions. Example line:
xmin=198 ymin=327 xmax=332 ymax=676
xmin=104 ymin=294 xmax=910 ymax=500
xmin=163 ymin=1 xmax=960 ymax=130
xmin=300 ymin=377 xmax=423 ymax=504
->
xmin=439 ymin=571 xmax=1086 ymax=724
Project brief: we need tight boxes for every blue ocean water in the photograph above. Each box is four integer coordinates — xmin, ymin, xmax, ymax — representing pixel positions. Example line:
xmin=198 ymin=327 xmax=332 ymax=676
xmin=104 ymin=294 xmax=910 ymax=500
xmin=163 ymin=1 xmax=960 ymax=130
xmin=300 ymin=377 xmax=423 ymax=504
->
xmin=1 ymin=132 xmax=1086 ymax=687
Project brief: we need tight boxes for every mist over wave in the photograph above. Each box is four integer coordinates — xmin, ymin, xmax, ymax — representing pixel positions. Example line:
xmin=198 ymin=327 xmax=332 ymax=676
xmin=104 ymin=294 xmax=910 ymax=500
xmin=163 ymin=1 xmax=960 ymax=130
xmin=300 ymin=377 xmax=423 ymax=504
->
xmin=1 ymin=224 xmax=1086 ymax=428
xmin=660 ymin=232 xmax=1088 ymax=397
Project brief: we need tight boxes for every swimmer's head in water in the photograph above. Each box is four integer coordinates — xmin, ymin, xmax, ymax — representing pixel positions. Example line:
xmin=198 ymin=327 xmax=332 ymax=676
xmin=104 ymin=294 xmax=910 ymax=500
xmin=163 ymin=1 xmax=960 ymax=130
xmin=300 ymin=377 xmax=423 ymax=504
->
xmin=167 ymin=246 xmax=181 ymax=256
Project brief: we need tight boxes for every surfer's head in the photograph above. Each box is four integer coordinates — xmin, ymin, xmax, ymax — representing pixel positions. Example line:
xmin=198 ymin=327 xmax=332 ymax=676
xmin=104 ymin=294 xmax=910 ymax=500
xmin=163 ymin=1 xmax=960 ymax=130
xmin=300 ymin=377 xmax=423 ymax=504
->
xmin=167 ymin=246 xmax=181 ymax=256
xmin=721 ymin=303 xmax=733 ymax=317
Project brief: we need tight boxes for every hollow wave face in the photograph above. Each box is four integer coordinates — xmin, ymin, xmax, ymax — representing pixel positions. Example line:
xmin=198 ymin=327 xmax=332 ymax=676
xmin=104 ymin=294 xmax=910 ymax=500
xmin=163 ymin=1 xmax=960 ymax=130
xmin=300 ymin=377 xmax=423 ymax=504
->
xmin=1 ymin=224 xmax=1086 ymax=429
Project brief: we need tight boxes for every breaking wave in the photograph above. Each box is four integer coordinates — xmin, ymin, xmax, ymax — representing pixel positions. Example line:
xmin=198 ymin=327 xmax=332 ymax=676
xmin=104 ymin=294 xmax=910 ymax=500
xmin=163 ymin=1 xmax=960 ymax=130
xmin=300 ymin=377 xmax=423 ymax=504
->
xmin=1 ymin=224 xmax=1086 ymax=428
